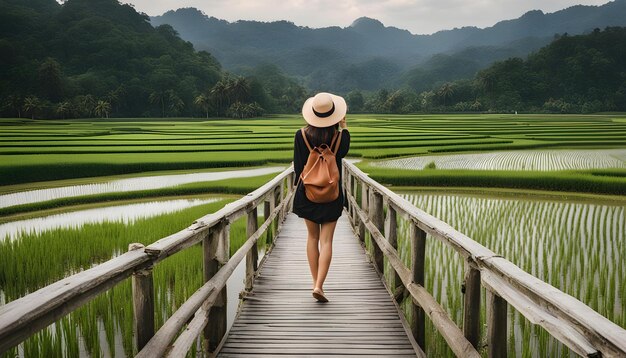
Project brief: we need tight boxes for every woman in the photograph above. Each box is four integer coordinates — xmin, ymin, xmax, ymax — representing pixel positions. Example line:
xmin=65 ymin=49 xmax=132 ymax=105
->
xmin=292 ymin=92 xmax=350 ymax=303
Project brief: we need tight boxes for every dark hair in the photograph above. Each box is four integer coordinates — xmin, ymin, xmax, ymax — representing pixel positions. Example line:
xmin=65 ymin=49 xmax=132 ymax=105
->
xmin=304 ymin=123 xmax=339 ymax=148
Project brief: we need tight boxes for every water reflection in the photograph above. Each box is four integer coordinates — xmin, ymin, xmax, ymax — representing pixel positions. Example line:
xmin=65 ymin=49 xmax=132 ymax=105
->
xmin=0 ymin=198 xmax=221 ymax=241
xmin=0 ymin=166 xmax=284 ymax=209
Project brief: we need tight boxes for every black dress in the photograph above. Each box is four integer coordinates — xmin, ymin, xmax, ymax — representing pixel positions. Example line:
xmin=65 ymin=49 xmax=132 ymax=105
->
xmin=292 ymin=128 xmax=351 ymax=224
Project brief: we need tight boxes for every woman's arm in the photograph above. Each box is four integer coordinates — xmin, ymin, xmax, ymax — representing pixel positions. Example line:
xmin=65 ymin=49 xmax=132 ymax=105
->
xmin=337 ymin=129 xmax=350 ymax=158
xmin=293 ymin=130 xmax=304 ymax=186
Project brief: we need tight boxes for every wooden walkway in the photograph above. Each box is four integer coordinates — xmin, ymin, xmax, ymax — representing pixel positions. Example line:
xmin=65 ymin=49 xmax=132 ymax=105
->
xmin=218 ymin=213 xmax=420 ymax=357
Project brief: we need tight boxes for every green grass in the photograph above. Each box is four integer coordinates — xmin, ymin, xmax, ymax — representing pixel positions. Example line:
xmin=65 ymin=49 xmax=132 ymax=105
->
xmin=2 ymin=114 xmax=626 ymax=186
xmin=0 ymin=197 xmax=273 ymax=357
xmin=357 ymin=165 xmax=626 ymax=195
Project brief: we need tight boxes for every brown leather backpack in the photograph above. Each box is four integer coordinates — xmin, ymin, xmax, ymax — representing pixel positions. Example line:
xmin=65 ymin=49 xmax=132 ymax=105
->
xmin=296 ymin=128 xmax=342 ymax=203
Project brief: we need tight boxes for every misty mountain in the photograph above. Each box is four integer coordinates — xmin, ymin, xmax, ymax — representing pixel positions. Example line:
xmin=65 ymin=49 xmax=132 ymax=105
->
xmin=151 ymin=0 xmax=626 ymax=92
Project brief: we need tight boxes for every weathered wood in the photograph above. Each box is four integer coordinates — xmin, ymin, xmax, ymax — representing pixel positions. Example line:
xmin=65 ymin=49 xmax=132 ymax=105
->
xmin=346 ymin=195 xmax=480 ymax=358
xmin=129 ymin=243 xmax=155 ymax=351
xmin=344 ymin=160 xmax=626 ymax=357
xmin=246 ymin=207 xmax=259 ymax=291
xmin=463 ymin=261 xmax=481 ymax=349
xmin=385 ymin=205 xmax=402 ymax=301
xmin=168 ymin=306 xmax=209 ymax=357
xmin=218 ymin=214 xmax=423 ymax=357
xmin=410 ymin=223 xmax=427 ymax=350
xmin=487 ymin=289 xmax=507 ymax=358
xmin=368 ymin=189 xmax=384 ymax=274
xmin=482 ymin=271 xmax=598 ymax=357
xmin=137 ymin=191 xmax=292 ymax=358
xmin=202 ymin=221 xmax=222 ymax=351
xmin=209 ymin=223 xmax=229 ymax=353
xmin=145 ymin=166 xmax=293 ymax=259
xmin=0 ymin=249 xmax=151 ymax=354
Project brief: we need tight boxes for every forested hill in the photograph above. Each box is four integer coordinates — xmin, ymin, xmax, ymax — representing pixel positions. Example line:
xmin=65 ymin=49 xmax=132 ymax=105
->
xmin=0 ymin=0 xmax=308 ymax=118
xmin=151 ymin=0 xmax=626 ymax=92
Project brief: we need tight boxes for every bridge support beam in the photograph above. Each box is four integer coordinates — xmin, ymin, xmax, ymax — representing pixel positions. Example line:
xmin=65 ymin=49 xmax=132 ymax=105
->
xmin=487 ymin=289 xmax=508 ymax=358
xmin=369 ymin=189 xmax=384 ymax=274
xmin=246 ymin=207 xmax=259 ymax=291
xmin=129 ymin=243 xmax=154 ymax=352
xmin=410 ymin=224 xmax=427 ymax=350
xmin=203 ymin=222 xmax=229 ymax=353
xmin=385 ymin=205 xmax=403 ymax=301
xmin=464 ymin=261 xmax=481 ymax=349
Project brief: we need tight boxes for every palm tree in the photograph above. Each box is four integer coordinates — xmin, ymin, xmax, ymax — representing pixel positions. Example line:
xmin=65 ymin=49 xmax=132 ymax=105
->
xmin=5 ymin=95 xmax=23 ymax=118
xmin=194 ymin=94 xmax=211 ymax=118
xmin=209 ymin=81 xmax=228 ymax=116
xmin=23 ymin=96 xmax=41 ymax=119
xmin=94 ymin=100 xmax=111 ymax=118
xmin=149 ymin=90 xmax=166 ymax=117
xmin=167 ymin=90 xmax=185 ymax=116
xmin=56 ymin=101 xmax=72 ymax=119
xmin=75 ymin=94 xmax=95 ymax=118
xmin=230 ymin=77 xmax=251 ymax=103
xmin=438 ymin=83 xmax=455 ymax=107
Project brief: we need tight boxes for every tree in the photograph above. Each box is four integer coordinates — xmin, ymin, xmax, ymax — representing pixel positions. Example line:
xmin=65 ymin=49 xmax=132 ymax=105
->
xmin=56 ymin=101 xmax=73 ymax=119
xmin=149 ymin=90 xmax=166 ymax=117
xmin=194 ymin=94 xmax=211 ymax=118
xmin=437 ymin=83 xmax=455 ymax=107
xmin=209 ymin=80 xmax=228 ymax=116
xmin=94 ymin=100 xmax=111 ymax=118
xmin=4 ymin=95 xmax=23 ymax=118
xmin=23 ymin=96 xmax=42 ymax=119
xmin=167 ymin=90 xmax=185 ymax=116
xmin=346 ymin=90 xmax=364 ymax=112
xmin=74 ymin=95 xmax=95 ymax=118
xmin=229 ymin=77 xmax=251 ymax=103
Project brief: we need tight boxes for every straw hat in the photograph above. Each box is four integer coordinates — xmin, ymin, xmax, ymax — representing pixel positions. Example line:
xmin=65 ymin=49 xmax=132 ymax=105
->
xmin=301 ymin=92 xmax=347 ymax=128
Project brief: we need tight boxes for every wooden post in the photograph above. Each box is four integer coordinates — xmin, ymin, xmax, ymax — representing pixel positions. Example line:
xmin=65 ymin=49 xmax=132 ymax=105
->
xmin=385 ymin=205 xmax=403 ymax=301
xmin=205 ymin=223 xmax=229 ymax=353
xmin=463 ymin=261 xmax=481 ymax=349
xmin=487 ymin=289 xmax=508 ymax=358
xmin=410 ymin=224 xmax=427 ymax=350
xmin=129 ymin=243 xmax=154 ymax=351
xmin=246 ymin=207 xmax=259 ymax=291
xmin=368 ymin=189 xmax=384 ymax=274
xmin=279 ymin=179 xmax=285 ymax=222
xmin=264 ymin=199 xmax=272 ymax=244
xmin=358 ymin=181 xmax=367 ymax=242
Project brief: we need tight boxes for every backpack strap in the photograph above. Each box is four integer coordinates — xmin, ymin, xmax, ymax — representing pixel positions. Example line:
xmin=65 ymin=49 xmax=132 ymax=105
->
xmin=332 ymin=130 xmax=343 ymax=155
xmin=300 ymin=128 xmax=313 ymax=152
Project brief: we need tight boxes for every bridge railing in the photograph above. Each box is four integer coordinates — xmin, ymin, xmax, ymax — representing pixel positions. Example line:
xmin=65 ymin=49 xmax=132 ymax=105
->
xmin=0 ymin=166 xmax=295 ymax=357
xmin=342 ymin=160 xmax=626 ymax=358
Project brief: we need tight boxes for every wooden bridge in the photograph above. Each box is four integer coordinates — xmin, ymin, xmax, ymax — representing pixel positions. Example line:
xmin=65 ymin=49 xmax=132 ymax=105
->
xmin=1 ymin=161 xmax=625 ymax=357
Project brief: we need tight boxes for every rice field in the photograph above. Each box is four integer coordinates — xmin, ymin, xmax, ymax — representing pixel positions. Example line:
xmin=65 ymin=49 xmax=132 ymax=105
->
xmin=372 ymin=149 xmax=626 ymax=171
xmin=0 ymin=197 xmax=274 ymax=357
xmin=367 ymin=191 xmax=626 ymax=357
xmin=1 ymin=114 xmax=625 ymax=357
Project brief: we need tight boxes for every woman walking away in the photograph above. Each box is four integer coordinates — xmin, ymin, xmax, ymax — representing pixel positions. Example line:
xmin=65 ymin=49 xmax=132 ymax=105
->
xmin=293 ymin=92 xmax=350 ymax=303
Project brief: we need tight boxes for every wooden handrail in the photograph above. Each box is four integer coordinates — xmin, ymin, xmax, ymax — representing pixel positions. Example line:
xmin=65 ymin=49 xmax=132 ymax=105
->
xmin=0 ymin=166 xmax=295 ymax=356
xmin=342 ymin=160 xmax=626 ymax=357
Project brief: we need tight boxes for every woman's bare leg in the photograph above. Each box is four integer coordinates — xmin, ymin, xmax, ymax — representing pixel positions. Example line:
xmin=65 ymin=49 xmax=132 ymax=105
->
xmin=304 ymin=219 xmax=320 ymax=289
xmin=315 ymin=220 xmax=338 ymax=291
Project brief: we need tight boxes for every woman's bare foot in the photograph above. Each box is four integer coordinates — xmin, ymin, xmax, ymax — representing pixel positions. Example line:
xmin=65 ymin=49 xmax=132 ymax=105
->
xmin=312 ymin=287 xmax=328 ymax=302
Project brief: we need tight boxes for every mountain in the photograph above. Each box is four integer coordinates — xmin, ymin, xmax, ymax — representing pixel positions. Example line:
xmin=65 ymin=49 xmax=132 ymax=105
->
xmin=151 ymin=0 xmax=626 ymax=92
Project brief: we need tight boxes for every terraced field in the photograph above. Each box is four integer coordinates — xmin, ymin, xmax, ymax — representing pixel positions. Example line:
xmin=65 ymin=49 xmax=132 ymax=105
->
xmin=372 ymin=148 xmax=626 ymax=171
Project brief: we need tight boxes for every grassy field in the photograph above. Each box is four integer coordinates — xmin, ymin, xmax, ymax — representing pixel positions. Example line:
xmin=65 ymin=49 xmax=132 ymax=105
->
xmin=2 ymin=114 xmax=626 ymax=186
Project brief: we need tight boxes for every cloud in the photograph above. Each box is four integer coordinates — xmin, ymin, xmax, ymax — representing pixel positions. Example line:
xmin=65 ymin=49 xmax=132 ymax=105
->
xmin=124 ymin=0 xmax=611 ymax=34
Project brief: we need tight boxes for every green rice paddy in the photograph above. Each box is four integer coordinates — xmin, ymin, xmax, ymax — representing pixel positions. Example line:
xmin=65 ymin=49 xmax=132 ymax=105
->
xmin=0 ymin=114 xmax=624 ymax=357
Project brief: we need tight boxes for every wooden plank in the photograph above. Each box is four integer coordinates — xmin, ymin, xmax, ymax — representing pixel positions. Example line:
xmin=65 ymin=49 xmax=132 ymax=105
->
xmin=137 ymin=193 xmax=292 ymax=358
xmin=347 ymin=194 xmax=480 ymax=358
xmin=482 ymin=271 xmax=598 ymax=357
xmin=0 ymin=249 xmax=150 ymax=354
xmin=217 ymin=213 xmax=419 ymax=357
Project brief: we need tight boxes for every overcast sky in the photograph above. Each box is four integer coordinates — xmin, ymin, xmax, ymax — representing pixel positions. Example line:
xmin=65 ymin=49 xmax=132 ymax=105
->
xmin=122 ymin=0 xmax=611 ymax=34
